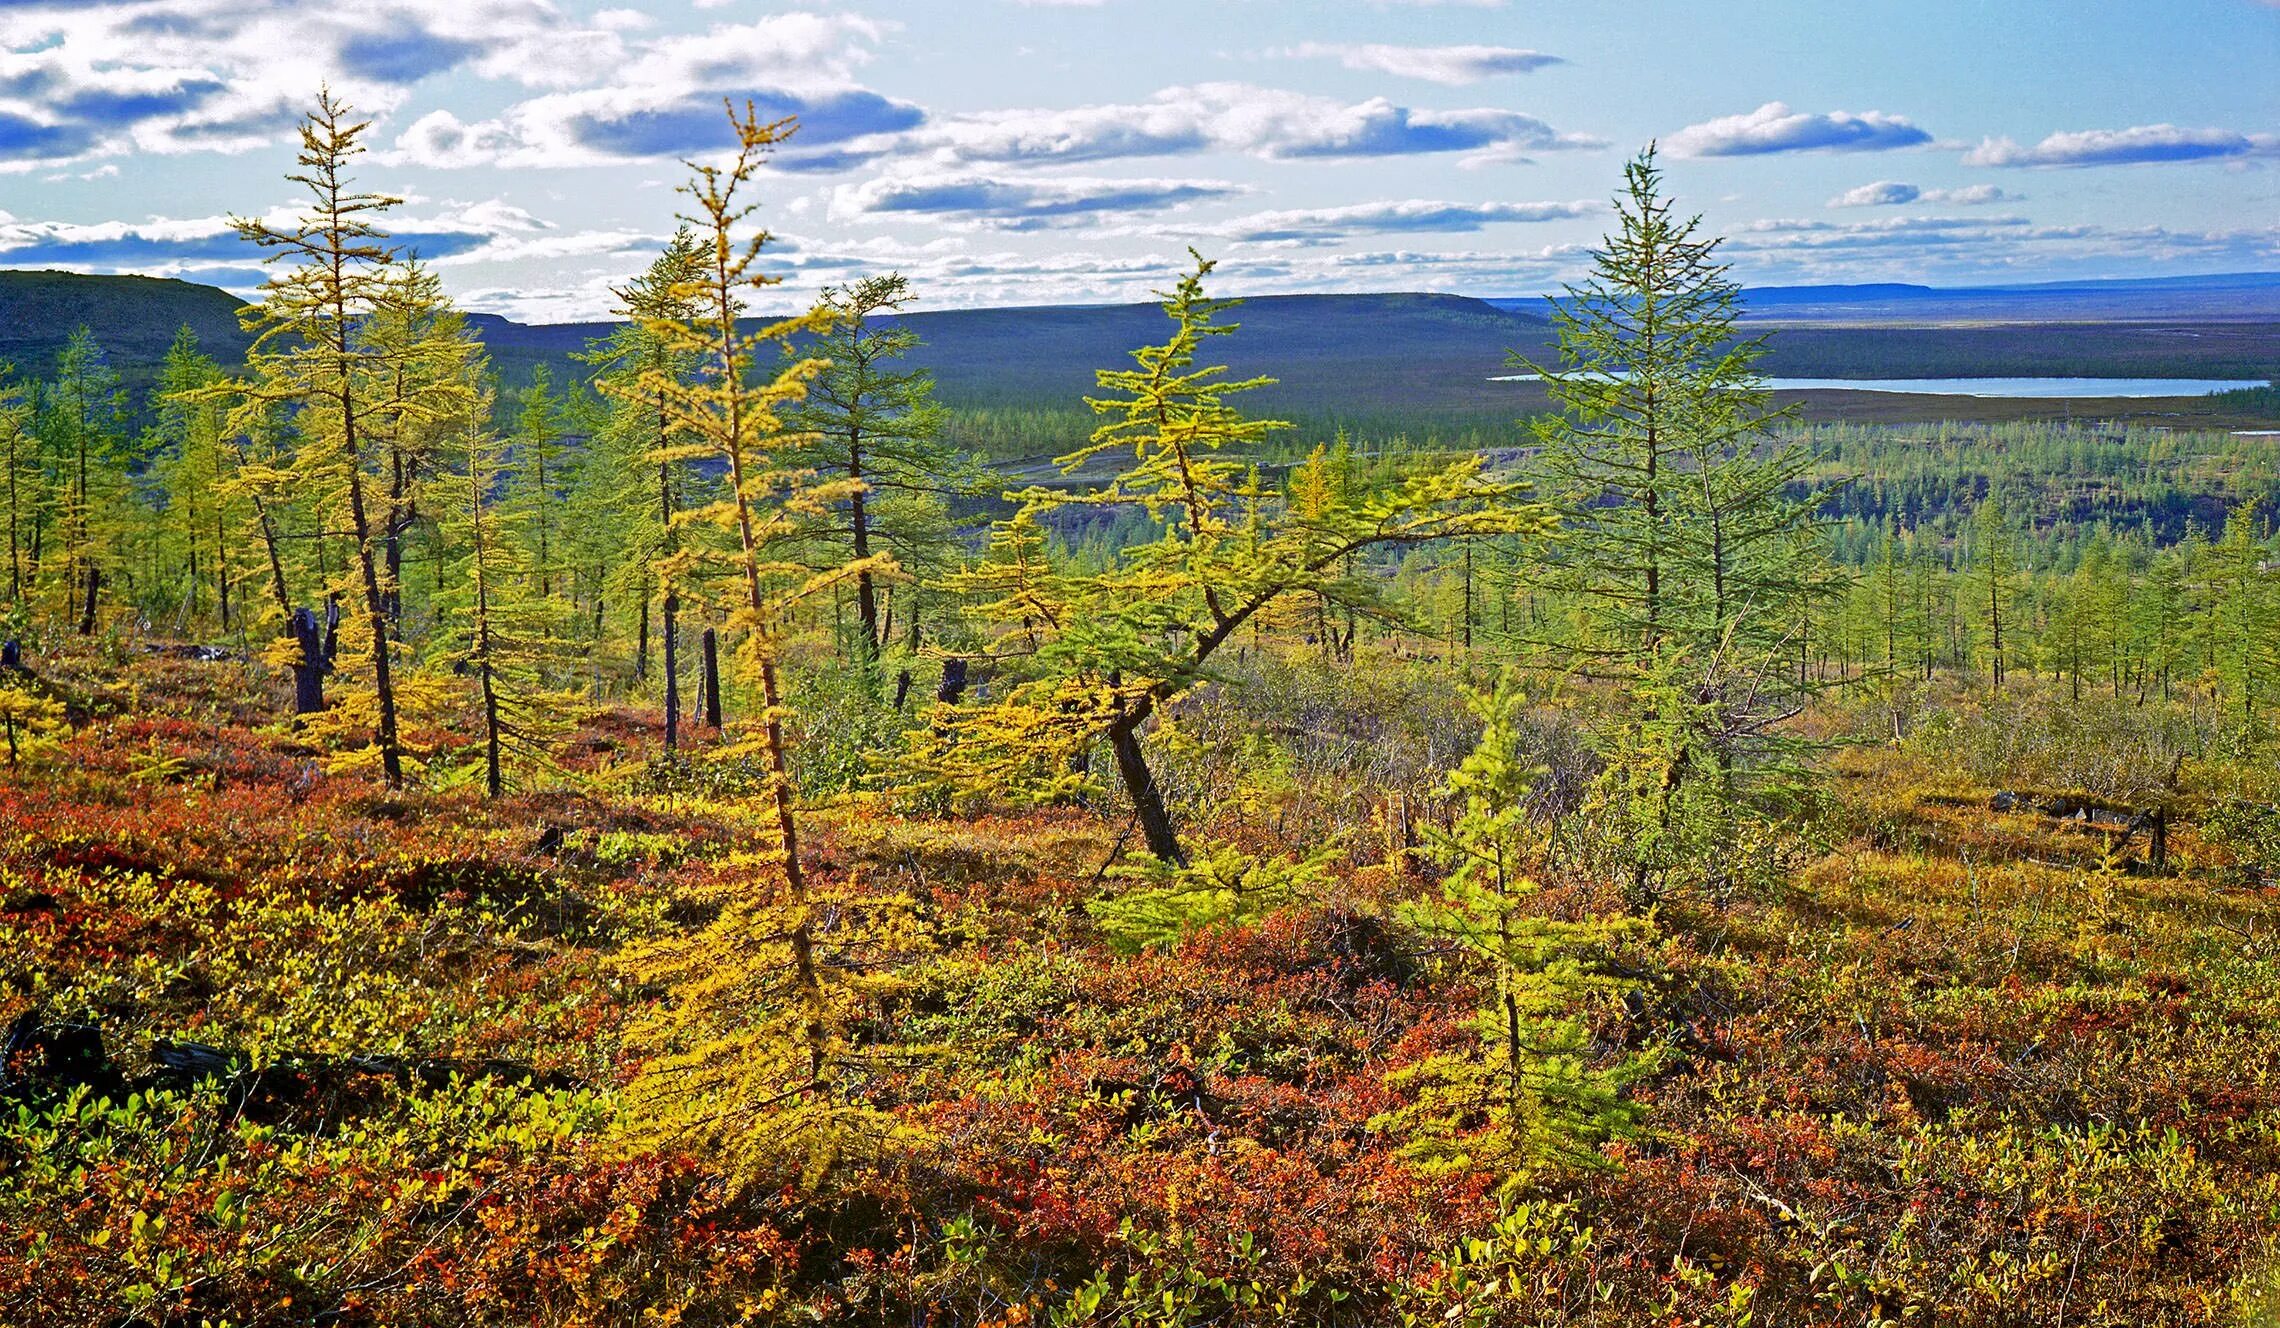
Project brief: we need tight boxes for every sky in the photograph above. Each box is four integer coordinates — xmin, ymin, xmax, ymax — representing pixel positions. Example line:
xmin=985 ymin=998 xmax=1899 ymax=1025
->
xmin=1 ymin=0 xmax=2276 ymax=322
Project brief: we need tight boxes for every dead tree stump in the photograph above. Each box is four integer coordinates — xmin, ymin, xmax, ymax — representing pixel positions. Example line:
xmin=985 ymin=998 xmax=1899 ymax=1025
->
xmin=290 ymin=608 xmax=325 ymax=715
xmin=700 ymin=627 xmax=722 ymax=729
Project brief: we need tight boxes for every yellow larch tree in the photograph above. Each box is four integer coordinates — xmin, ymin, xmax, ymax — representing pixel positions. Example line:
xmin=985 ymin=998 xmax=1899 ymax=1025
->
xmin=609 ymin=103 xmax=922 ymax=1190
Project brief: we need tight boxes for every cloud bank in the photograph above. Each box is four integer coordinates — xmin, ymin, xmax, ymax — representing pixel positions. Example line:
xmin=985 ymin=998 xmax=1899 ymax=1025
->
xmin=1669 ymin=102 xmax=1931 ymax=157
xmin=1964 ymin=124 xmax=2280 ymax=167
xmin=1274 ymin=42 xmax=1564 ymax=85
xmin=1828 ymin=181 xmax=2015 ymax=208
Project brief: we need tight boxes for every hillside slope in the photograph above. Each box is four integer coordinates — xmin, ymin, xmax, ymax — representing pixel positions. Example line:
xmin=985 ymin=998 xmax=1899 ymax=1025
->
xmin=4 ymin=270 xmax=2274 ymax=427
xmin=0 ymin=270 xmax=251 ymax=377
xmin=2 ymin=272 xmax=1552 ymax=417
xmin=470 ymin=292 xmax=1552 ymax=412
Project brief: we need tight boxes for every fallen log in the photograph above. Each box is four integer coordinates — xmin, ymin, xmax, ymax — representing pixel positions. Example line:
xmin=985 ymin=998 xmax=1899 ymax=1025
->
xmin=1988 ymin=789 xmax=2170 ymax=872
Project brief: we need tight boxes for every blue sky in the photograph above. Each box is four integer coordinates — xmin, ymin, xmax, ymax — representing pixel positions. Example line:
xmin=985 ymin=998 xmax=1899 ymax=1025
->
xmin=1 ymin=0 xmax=2275 ymax=320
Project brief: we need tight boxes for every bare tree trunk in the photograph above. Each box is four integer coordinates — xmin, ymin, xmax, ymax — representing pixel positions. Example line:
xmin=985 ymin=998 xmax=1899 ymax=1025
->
xmin=343 ymin=427 xmax=403 ymax=787
xmin=384 ymin=447 xmax=406 ymax=629
xmin=849 ymin=438 xmax=880 ymax=658
xmin=1107 ymin=697 xmax=1183 ymax=864
xmin=477 ymin=607 xmax=502 ymax=797
xmin=700 ymin=626 xmax=721 ymax=728
xmin=635 ymin=576 xmax=650 ymax=683
xmin=213 ymin=508 xmax=229 ymax=629
xmin=662 ymin=591 xmax=680 ymax=752
xmin=1461 ymin=537 xmax=1474 ymax=650
xmin=290 ymin=607 xmax=325 ymax=714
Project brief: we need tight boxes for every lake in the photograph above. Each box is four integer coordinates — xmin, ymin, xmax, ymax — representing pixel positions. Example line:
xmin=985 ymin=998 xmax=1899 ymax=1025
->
xmin=1490 ymin=374 xmax=2261 ymax=398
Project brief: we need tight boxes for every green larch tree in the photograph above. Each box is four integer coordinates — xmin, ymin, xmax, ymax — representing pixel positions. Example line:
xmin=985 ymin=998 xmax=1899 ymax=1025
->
xmin=781 ymin=272 xmax=974 ymax=663
xmin=511 ymin=364 xmax=570 ymax=601
xmin=1518 ymin=146 xmax=1835 ymax=850
xmin=585 ymin=231 xmax=708 ymax=741
xmin=1375 ymin=674 xmax=1657 ymax=1180
xmin=41 ymin=326 xmax=127 ymax=633
xmin=363 ymin=261 xmax=480 ymax=635
xmin=0 ymin=363 xmax=36 ymax=611
xmin=923 ymin=253 xmax=1544 ymax=864
xmin=1970 ymin=493 xmax=2017 ymax=691
xmin=2208 ymin=503 xmax=2274 ymax=720
xmin=147 ymin=327 xmax=230 ymax=628
xmin=209 ymin=396 xmax=300 ymax=628
xmin=612 ymin=103 xmax=917 ymax=1188
xmin=432 ymin=387 xmax=576 ymax=796
xmin=233 ymin=89 xmax=416 ymax=785
xmin=2138 ymin=534 xmax=2191 ymax=702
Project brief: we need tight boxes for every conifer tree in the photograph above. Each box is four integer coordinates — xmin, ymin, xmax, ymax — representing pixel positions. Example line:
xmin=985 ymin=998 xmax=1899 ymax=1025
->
xmin=432 ymin=387 xmax=575 ymax=795
xmin=1286 ymin=445 xmax=1346 ymax=657
xmin=612 ymin=104 xmax=915 ymax=1187
xmin=2208 ymin=503 xmax=2274 ymax=720
xmin=2177 ymin=520 xmax=2220 ymax=690
xmin=209 ymin=397 xmax=299 ymax=626
xmin=1970 ymin=494 xmax=2016 ymax=692
xmin=1869 ymin=523 xmax=1919 ymax=680
xmin=587 ymin=230 xmax=708 ymax=742
xmin=2138 ymin=536 xmax=2190 ymax=702
xmin=0 ymin=363 xmax=35 ymax=611
xmin=363 ymin=261 xmax=479 ymax=635
xmin=1517 ymin=146 xmax=1834 ymax=851
xmin=148 ymin=327 xmax=232 ymax=628
xmin=234 ymin=90 xmax=417 ymax=784
xmin=2073 ymin=533 xmax=2129 ymax=698
xmin=896 ymin=509 xmax=1100 ymax=806
xmin=1906 ymin=528 xmax=1943 ymax=682
xmin=1520 ymin=148 xmax=1772 ymax=666
xmin=511 ymin=365 xmax=570 ymax=600
xmin=921 ymin=253 xmax=1543 ymax=864
xmin=780 ymin=272 xmax=973 ymax=663
xmin=1375 ymin=675 xmax=1656 ymax=1179
xmin=553 ymin=378 xmax=631 ymax=693
xmin=41 ymin=327 xmax=127 ymax=633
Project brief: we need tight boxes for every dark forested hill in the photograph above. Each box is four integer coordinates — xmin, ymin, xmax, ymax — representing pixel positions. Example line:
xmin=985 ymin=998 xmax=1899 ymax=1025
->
xmin=892 ymin=291 xmax=1549 ymax=411
xmin=469 ymin=292 xmax=1553 ymax=410
xmin=1 ymin=271 xmax=1556 ymax=418
xmin=4 ymin=269 xmax=2275 ymax=429
xmin=0 ymin=270 xmax=251 ymax=389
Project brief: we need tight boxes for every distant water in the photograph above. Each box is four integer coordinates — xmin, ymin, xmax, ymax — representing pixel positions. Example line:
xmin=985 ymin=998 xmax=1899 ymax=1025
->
xmin=1491 ymin=374 xmax=2259 ymax=398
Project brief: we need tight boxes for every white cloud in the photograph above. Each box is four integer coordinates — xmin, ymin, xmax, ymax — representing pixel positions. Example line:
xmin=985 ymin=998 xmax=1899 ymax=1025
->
xmin=1964 ymin=124 xmax=2280 ymax=167
xmin=1828 ymin=181 xmax=1920 ymax=208
xmin=0 ymin=196 xmax=570 ymax=274
xmin=1826 ymin=181 xmax=2016 ymax=208
xmin=1702 ymin=212 xmax=2280 ymax=284
xmin=1178 ymin=197 xmax=1599 ymax=244
xmin=889 ymin=83 xmax=1601 ymax=170
xmin=1273 ymin=42 xmax=1563 ymax=86
xmin=383 ymin=13 xmax=913 ymax=169
xmin=1668 ymin=101 xmax=1931 ymax=157
xmin=616 ymin=13 xmax=889 ymax=90
xmin=0 ymin=0 xmax=663 ymax=165
xmin=828 ymin=170 xmax=1249 ymax=230
xmin=1924 ymin=184 xmax=2013 ymax=205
